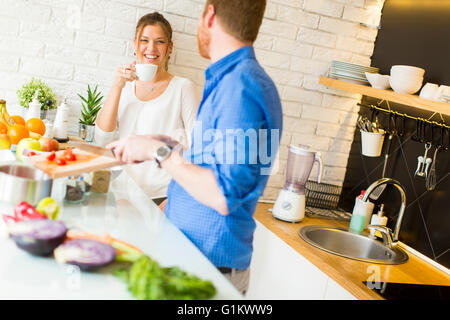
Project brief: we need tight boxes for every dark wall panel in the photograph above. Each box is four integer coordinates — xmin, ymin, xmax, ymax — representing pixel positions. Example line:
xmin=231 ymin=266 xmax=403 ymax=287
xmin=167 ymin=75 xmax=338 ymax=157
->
xmin=340 ymin=0 xmax=450 ymax=268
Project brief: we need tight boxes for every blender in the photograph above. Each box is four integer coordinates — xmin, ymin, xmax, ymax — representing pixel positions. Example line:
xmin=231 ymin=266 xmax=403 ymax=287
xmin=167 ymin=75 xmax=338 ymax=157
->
xmin=272 ymin=145 xmax=323 ymax=222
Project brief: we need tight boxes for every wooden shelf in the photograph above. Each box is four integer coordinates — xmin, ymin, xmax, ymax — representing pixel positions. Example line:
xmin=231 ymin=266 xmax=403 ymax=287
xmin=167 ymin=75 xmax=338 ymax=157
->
xmin=319 ymin=76 xmax=450 ymax=117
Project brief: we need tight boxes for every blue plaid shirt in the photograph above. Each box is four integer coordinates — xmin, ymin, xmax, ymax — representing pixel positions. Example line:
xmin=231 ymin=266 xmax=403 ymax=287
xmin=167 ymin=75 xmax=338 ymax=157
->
xmin=165 ymin=46 xmax=283 ymax=269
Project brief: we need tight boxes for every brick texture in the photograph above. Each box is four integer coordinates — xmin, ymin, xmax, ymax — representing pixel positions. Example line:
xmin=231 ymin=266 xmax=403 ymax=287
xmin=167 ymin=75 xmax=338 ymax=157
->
xmin=0 ymin=0 xmax=384 ymax=200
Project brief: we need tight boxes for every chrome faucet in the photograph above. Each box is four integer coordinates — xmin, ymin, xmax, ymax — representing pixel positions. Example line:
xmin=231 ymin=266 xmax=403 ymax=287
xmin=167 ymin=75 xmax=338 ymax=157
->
xmin=361 ymin=178 xmax=406 ymax=246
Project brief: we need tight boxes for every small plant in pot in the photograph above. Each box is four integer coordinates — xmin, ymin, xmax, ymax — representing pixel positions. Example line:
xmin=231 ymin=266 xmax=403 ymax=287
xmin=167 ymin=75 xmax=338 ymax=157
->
xmin=16 ymin=77 xmax=57 ymax=119
xmin=78 ymin=85 xmax=103 ymax=142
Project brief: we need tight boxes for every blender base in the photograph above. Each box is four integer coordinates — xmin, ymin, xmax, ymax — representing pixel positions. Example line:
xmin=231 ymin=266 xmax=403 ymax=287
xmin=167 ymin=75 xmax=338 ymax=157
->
xmin=272 ymin=189 xmax=305 ymax=223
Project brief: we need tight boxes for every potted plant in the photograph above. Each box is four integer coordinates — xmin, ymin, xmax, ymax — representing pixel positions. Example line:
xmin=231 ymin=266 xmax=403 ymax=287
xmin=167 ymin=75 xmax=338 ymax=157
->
xmin=78 ymin=84 xmax=103 ymax=142
xmin=16 ymin=77 xmax=57 ymax=119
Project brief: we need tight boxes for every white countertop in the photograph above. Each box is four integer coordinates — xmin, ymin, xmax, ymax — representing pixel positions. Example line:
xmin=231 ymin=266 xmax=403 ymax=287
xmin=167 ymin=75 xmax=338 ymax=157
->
xmin=0 ymin=166 xmax=242 ymax=300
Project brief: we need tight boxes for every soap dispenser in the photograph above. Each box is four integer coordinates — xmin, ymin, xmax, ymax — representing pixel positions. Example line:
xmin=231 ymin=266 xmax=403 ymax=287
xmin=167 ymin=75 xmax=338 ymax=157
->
xmin=26 ymin=91 xmax=42 ymax=121
xmin=349 ymin=190 xmax=375 ymax=234
xmin=370 ymin=204 xmax=388 ymax=238
xmin=53 ymin=97 xmax=69 ymax=142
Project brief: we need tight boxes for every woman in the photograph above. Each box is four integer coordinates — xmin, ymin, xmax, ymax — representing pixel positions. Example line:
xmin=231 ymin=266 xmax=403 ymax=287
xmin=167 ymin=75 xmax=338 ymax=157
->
xmin=95 ymin=12 xmax=199 ymax=203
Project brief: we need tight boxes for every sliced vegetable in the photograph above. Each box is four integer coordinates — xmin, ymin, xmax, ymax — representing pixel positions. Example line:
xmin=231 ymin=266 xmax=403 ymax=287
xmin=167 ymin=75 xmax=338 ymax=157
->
xmin=65 ymin=231 xmax=142 ymax=262
xmin=36 ymin=197 xmax=60 ymax=220
xmin=56 ymin=158 xmax=67 ymax=166
xmin=65 ymin=152 xmax=76 ymax=161
xmin=8 ymin=219 xmax=67 ymax=256
xmin=54 ymin=239 xmax=116 ymax=271
xmin=26 ymin=151 xmax=37 ymax=157
xmin=14 ymin=201 xmax=46 ymax=221
xmin=47 ymin=151 xmax=56 ymax=161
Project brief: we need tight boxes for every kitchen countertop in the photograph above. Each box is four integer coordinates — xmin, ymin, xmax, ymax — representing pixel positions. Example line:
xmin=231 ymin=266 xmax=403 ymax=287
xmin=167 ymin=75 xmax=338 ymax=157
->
xmin=0 ymin=167 xmax=242 ymax=300
xmin=253 ymin=202 xmax=450 ymax=300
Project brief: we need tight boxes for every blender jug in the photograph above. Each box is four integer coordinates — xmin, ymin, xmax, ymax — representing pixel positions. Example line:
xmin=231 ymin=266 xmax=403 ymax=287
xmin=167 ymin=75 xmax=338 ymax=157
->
xmin=273 ymin=145 xmax=323 ymax=222
xmin=285 ymin=145 xmax=323 ymax=193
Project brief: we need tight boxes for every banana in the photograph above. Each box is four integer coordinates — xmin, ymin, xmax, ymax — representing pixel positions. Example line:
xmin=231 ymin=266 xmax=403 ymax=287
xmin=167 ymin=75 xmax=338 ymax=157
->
xmin=0 ymin=102 xmax=11 ymax=129
xmin=0 ymin=102 xmax=16 ymax=128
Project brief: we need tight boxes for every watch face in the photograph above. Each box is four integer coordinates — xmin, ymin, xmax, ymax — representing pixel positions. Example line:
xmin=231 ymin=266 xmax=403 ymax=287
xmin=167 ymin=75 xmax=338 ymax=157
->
xmin=157 ymin=146 xmax=170 ymax=157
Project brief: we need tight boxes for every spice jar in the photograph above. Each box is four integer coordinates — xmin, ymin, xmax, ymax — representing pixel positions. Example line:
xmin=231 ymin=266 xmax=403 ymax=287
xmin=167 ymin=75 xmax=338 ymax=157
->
xmin=64 ymin=175 xmax=89 ymax=203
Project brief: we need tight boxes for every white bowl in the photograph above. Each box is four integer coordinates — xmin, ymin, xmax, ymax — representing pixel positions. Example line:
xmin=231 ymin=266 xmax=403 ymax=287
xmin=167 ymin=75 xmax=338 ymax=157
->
xmin=365 ymin=72 xmax=391 ymax=89
xmin=389 ymin=76 xmax=423 ymax=95
xmin=390 ymin=65 xmax=425 ymax=78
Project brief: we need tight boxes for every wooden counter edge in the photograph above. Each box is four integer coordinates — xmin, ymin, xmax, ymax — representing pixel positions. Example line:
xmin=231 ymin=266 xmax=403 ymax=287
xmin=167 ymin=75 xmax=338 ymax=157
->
xmin=253 ymin=202 xmax=450 ymax=300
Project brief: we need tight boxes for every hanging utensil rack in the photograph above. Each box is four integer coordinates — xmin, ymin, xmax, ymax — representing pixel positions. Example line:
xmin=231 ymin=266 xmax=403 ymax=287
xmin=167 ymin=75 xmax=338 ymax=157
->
xmin=358 ymin=101 xmax=449 ymax=150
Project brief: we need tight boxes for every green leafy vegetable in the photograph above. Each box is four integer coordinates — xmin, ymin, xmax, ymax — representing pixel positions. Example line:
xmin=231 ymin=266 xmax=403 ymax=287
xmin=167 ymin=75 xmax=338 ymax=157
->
xmin=113 ymin=255 xmax=217 ymax=300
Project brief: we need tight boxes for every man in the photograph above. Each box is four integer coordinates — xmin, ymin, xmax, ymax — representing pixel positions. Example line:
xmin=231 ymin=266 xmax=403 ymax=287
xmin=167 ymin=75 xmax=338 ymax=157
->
xmin=107 ymin=0 xmax=282 ymax=295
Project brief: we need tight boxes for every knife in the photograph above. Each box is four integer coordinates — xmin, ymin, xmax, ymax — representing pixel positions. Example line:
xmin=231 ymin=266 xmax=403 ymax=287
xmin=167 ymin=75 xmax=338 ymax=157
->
xmin=68 ymin=141 xmax=117 ymax=159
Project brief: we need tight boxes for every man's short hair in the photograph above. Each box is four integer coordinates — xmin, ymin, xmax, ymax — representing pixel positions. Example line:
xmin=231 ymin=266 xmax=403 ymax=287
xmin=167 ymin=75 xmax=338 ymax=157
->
xmin=205 ymin=0 xmax=267 ymax=43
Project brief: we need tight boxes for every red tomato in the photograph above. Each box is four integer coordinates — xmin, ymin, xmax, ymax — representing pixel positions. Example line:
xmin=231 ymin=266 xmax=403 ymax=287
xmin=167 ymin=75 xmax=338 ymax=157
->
xmin=47 ymin=152 xmax=56 ymax=161
xmin=26 ymin=151 xmax=37 ymax=157
xmin=63 ymin=148 xmax=73 ymax=156
xmin=56 ymin=158 xmax=67 ymax=166
xmin=65 ymin=152 xmax=76 ymax=161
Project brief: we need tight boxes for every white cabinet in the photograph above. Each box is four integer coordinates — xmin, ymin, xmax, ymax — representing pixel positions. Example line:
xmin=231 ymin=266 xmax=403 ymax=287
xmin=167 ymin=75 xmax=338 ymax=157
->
xmin=246 ymin=220 xmax=356 ymax=300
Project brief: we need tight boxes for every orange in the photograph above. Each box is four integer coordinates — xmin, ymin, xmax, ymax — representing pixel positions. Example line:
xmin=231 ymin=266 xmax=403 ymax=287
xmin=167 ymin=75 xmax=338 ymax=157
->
xmin=10 ymin=115 xmax=25 ymax=125
xmin=0 ymin=122 xmax=7 ymax=134
xmin=26 ymin=118 xmax=46 ymax=136
xmin=7 ymin=124 xmax=29 ymax=145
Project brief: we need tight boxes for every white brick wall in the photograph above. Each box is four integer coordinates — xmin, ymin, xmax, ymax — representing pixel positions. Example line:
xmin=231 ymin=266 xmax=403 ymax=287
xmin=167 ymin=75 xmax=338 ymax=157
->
xmin=0 ymin=0 xmax=385 ymax=201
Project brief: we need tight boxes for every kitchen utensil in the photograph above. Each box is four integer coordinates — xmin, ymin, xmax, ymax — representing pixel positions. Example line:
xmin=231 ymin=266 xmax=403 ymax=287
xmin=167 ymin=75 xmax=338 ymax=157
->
xmin=415 ymin=156 xmax=424 ymax=177
xmin=53 ymin=98 xmax=69 ymax=142
xmin=68 ymin=141 xmax=116 ymax=159
xmin=272 ymin=145 xmax=323 ymax=223
xmin=390 ymin=65 xmax=425 ymax=77
xmin=365 ymin=72 xmax=390 ymax=89
xmin=361 ymin=130 xmax=385 ymax=157
xmin=369 ymin=133 xmax=393 ymax=200
xmin=426 ymin=146 xmax=440 ymax=190
xmin=329 ymin=61 xmax=379 ymax=84
xmin=0 ymin=164 xmax=52 ymax=205
xmin=136 ymin=64 xmax=157 ymax=82
xmin=424 ymin=158 xmax=432 ymax=179
xmin=419 ymin=83 xmax=439 ymax=100
xmin=414 ymin=143 xmax=432 ymax=177
xmin=389 ymin=75 xmax=423 ymax=95
xmin=434 ymin=85 xmax=450 ymax=102
xmin=389 ymin=65 xmax=425 ymax=95
xmin=26 ymin=148 xmax=122 ymax=179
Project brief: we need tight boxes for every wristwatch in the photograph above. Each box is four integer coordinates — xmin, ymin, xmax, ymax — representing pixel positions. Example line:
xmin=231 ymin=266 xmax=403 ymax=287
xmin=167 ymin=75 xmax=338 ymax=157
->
xmin=154 ymin=144 xmax=173 ymax=168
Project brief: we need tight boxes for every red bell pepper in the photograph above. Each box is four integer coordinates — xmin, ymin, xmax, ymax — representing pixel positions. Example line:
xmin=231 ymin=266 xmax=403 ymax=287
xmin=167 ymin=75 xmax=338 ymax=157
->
xmin=2 ymin=214 xmax=19 ymax=224
xmin=14 ymin=201 xmax=46 ymax=221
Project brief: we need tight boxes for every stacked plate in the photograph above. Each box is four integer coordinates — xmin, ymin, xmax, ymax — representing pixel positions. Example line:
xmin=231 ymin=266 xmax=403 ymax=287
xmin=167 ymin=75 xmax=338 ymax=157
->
xmin=329 ymin=61 xmax=379 ymax=84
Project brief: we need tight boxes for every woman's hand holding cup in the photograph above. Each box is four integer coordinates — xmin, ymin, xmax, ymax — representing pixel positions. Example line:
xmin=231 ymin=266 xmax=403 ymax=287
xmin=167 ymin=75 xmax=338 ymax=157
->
xmin=114 ymin=61 xmax=138 ymax=89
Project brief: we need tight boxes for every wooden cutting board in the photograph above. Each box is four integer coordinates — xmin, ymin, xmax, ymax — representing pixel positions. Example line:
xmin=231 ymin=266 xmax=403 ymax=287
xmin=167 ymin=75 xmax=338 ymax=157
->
xmin=27 ymin=148 xmax=123 ymax=179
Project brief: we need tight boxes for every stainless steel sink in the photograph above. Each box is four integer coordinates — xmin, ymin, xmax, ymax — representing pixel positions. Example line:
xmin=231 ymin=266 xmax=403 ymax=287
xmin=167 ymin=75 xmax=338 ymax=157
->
xmin=299 ymin=225 xmax=409 ymax=265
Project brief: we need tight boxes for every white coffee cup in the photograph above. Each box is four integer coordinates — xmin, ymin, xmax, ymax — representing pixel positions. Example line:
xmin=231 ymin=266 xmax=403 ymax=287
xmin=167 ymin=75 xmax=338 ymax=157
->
xmin=419 ymin=83 xmax=439 ymax=100
xmin=135 ymin=64 xmax=157 ymax=81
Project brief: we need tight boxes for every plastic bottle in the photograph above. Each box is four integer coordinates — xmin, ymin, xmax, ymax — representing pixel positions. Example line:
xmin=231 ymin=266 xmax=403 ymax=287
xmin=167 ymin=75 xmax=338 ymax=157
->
xmin=369 ymin=204 xmax=388 ymax=238
xmin=53 ymin=97 xmax=69 ymax=142
xmin=26 ymin=91 xmax=41 ymax=121
xmin=349 ymin=190 xmax=374 ymax=234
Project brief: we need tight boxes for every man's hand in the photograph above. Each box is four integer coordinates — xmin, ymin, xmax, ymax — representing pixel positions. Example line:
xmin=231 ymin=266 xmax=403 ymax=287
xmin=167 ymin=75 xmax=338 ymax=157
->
xmin=106 ymin=134 xmax=166 ymax=164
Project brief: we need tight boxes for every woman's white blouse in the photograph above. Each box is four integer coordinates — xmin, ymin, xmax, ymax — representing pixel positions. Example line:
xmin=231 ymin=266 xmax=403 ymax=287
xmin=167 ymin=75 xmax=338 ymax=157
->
xmin=94 ymin=76 xmax=199 ymax=198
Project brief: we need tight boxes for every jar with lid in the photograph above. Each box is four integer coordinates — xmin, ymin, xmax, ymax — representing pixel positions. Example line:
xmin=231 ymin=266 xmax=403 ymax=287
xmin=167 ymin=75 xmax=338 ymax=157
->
xmin=64 ymin=175 xmax=89 ymax=203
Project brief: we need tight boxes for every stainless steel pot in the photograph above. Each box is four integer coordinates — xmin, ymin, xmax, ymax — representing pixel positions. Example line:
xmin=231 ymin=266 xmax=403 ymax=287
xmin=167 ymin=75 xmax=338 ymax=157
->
xmin=0 ymin=165 xmax=53 ymax=205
